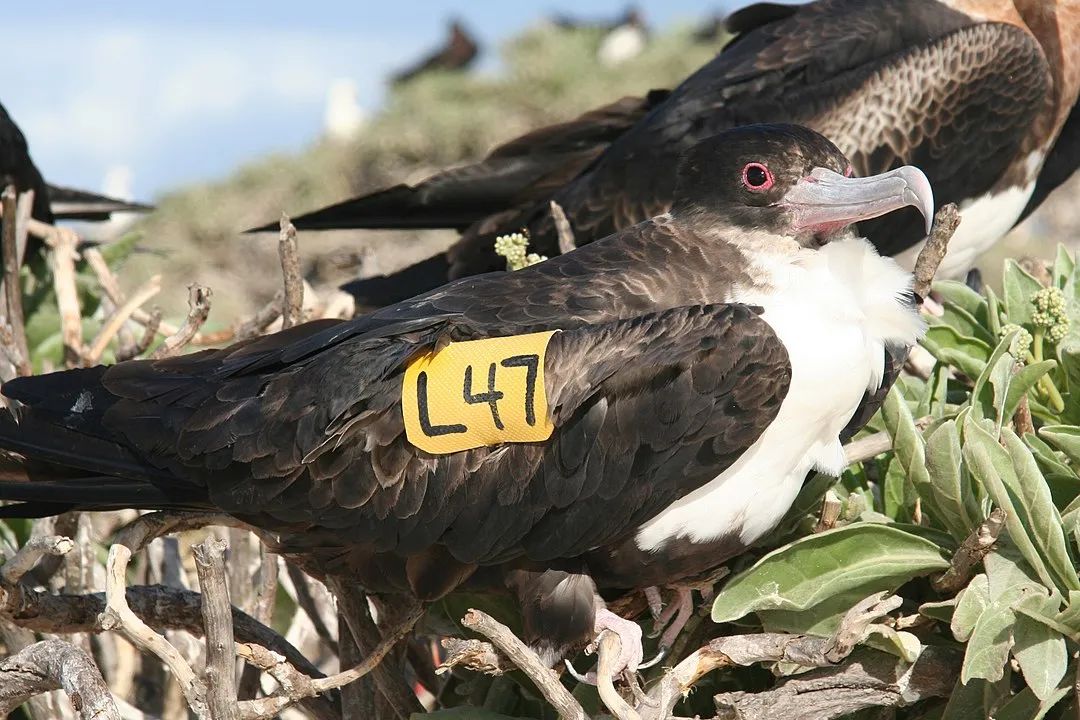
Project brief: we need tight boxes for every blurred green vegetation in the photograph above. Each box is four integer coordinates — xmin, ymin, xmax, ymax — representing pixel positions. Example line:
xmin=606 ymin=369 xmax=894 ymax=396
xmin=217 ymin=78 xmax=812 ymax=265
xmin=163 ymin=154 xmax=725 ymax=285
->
xmin=124 ymin=23 xmax=724 ymax=322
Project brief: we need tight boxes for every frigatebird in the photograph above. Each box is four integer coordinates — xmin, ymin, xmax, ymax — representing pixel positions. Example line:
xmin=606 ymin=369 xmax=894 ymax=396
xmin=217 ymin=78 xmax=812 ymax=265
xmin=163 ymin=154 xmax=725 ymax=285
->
xmin=1 ymin=101 xmax=152 ymax=226
xmin=269 ymin=0 xmax=1080 ymax=307
xmin=390 ymin=19 xmax=479 ymax=87
xmin=0 ymin=125 xmax=929 ymax=672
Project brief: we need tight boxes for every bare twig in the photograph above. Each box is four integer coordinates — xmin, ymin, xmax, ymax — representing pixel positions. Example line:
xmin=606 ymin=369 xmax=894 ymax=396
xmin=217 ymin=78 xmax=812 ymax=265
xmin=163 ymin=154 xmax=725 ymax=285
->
xmin=98 ymin=544 xmax=208 ymax=716
xmin=462 ymin=608 xmax=586 ymax=720
xmin=0 ymin=639 xmax=121 ymax=719
xmin=844 ymin=416 xmax=932 ymax=466
xmin=232 ymin=290 xmax=284 ymax=342
xmin=235 ymin=603 xmax=424 ymax=720
xmin=45 ymin=227 xmax=84 ymax=368
xmin=113 ymin=510 xmax=253 ymax=554
xmin=193 ymin=537 xmax=239 ymax=720
xmin=330 ymin=580 xmax=425 ymax=719
xmin=641 ymin=594 xmax=901 ymax=719
xmin=284 ymin=560 xmax=337 ymax=653
xmin=278 ymin=214 xmax=303 ymax=329
xmin=0 ymin=534 xmax=74 ymax=583
xmin=1 ymin=186 xmax=31 ymax=376
xmin=550 ymin=200 xmax=576 ymax=254
xmin=814 ymin=491 xmax=843 ymax=533
xmin=913 ymin=204 xmax=960 ymax=300
xmin=13 ymin=189 xmax=33 ymax=269
xmin=119 ymin=307 xmax=162 ymax=361
xmin=596 ymin=631 xmax=640 ymax=720
xmin=85 ymin=275 xmax=162 ymax=364
xmin=931 ymin=508 xmax=1007 ymax=595
xmin=150 ymin=284 xmax=211 ymax=359
xmin=712 ymin=647 xmax=958 ymax=720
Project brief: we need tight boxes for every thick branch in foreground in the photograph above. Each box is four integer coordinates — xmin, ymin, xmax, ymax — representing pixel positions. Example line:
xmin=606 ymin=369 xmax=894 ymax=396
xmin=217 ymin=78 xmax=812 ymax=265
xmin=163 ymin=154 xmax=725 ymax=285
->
xmin=0 ymin=639 xmax=120 ymax=719
xmin=1 ymin=186 xmax=31 ymax=376
xmin=913 ymin=203 xmax=960 ymax=300
xmin=193 ymin=537 xmax=239 ymax=720
xmin=712 ymin=647 xmax=959 ymax=720
xmin=0 ymin=579 xmax=324 ymax=680
xmin=931 ymin=508 xmax=1006 ymax=595
xmin=462 ymin=609 xmax=586 ymax=720
xmin=278 ymin=214 xmax=303 ymax=329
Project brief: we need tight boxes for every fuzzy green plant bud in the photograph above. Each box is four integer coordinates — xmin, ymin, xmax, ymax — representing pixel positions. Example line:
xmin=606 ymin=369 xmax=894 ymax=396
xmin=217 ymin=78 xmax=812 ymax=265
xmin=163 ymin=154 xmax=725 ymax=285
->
xmin=1031 ymin=287 xmax=1070 ymax=344
xmin=999 ymin=323 xmax=1033 ymax=358
xmin=493 ymin=232 xmax=531 ymax=271
xmin=523 ymin=252 xmax=548 ymax=268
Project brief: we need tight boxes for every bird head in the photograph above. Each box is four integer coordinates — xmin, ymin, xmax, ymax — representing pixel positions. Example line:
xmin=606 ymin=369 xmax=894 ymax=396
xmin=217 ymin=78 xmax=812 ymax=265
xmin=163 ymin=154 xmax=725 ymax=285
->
xmin=673 ymin=124 xmax=934 ymax=249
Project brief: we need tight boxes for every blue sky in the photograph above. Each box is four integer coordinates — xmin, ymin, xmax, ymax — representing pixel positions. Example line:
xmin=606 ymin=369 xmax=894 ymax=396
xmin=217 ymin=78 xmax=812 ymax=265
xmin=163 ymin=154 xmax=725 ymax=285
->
xmin=5 ymin=1 xmax=750 ymax=201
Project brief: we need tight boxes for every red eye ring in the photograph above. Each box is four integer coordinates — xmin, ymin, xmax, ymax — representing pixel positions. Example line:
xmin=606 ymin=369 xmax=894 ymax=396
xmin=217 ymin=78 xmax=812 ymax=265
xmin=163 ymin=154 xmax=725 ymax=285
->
xmin=742 ymin=162 xmax=774 ymax=191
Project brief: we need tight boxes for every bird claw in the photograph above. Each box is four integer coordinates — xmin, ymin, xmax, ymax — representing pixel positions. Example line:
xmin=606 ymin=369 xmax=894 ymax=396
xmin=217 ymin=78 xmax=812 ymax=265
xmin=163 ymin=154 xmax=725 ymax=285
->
xmin=564 ymin=608 xmax=645 ymax=685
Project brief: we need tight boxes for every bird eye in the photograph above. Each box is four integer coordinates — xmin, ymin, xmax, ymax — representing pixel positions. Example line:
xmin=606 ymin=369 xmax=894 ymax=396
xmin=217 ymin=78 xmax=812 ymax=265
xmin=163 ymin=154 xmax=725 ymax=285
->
xmin=741 ymin=162 xmax=773 ymax=191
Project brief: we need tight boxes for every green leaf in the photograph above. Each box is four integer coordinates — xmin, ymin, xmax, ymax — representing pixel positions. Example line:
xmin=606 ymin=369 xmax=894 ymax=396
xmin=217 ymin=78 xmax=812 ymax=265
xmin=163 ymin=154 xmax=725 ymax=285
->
xmin=1053 ymin=244 xmax=1075 ymax=289
xmin=1003 ymin=361 xmax=1057 ymax=422
xmin=1025 ymin=432 xmax=1077 ymax=480
xmin=961 ymin=602 xmax=1014 ymax=683
xmin=986 ymin=285 xmax=1003 ymax=338
xmin=1003 ymin=259 xmax=1045 ymax=328
xmin=1001 ymin=429 xmax=1080 ymax=592
xmin=919 ymin=597 xmax=957 ymax=623
xmin=991 ymin=685 xmax=1072 ymax=720
xmin=917 ymin=363 xmax=951 ymax=419
xmin=1012 ymin=592 xmax=1068 ymax=701
xmin=711 ymin=523 xmax=948 ymax=624
xmin=934 ymin=279 xmax=989 ymax=322
xmin=864 ymin=625 xmax=921 ymax=662
xmin=951 ymin=573 xmax=990 ymax=642
xmin=1040 ymin=426 xmax=1080 ymax=467
xmin=921 ymin=326 xmax=991 ymax=379
xmin=942 ymin=678 xmax=1008 ymax=720
xmin=962 ymin=416 xmax=1058 ymax=592
xmin=925 ymin=420 xmax=983 ymax=540
xmin=969 ymin=334 xmax=1015 ymax=429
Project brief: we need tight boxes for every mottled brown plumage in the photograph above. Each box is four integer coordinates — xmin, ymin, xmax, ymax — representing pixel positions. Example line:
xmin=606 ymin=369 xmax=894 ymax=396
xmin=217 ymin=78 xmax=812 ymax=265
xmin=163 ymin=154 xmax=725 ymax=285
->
xmin=277 ymin=0 xmax=1079 ymax=305
xmin=391 ymin=20 xmax=479 ymax=86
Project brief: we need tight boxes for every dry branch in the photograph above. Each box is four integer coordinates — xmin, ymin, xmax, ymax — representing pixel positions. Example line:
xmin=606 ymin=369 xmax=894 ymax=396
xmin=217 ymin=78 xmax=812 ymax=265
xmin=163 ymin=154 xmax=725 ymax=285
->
xmin=712 ymin=647 xmax=959 ymax=720
xmin=193 ymin=537 xmax=238 ymax=720
xmin=151 ymin=284 xmax=211 ymax=359
xmin=278 ymin=214 xmax=303 ymax=329
xmin=98 ymin=544 xmax=208 ymax=716
xmin=44 ymin=227 xmax=84 ymax=368
xmin=913 ymin=203 xmax=960 ymax=300
xmin=0 ymin=639 xmax=121 ymax=719
xmin=113 ymin=510 xmax=251 ymax=554
xmin=235 ymin=603 xmax=424 ymax=720
xmin=119 ymin=308 xmax=161 ymax=361
xmin=0 ymin=534 xmax=74 ymax=583
xmin=85 ymin=275 xmax=162 ymax=364
xmin=462 ymin=608 xmax=586 ymax=720
xmin=1 ymin=186 xmax=31 ymax=376
xmin=596 ymin=631 xmax=639 ymax=720
xmin=843 ymin=416 xmax=931 ymax=467
xmin=931 ymin=508 xmax=1006 ymax=595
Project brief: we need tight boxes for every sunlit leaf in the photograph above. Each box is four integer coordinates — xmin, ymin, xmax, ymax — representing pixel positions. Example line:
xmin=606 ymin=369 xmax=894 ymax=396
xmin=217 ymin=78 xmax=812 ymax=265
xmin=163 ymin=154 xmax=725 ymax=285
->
xmin=1012 ymin=592 xmax=1067 ymax=701
xmin=951 ymin=574 xmax=990 ymax=642
xmin=1003 ymin=259 xmax=1044 ymax=328
xmin=711 ymin=523 xmax=948 ymax=624
xmin=925 ymin=420 xmax=982 ymax=540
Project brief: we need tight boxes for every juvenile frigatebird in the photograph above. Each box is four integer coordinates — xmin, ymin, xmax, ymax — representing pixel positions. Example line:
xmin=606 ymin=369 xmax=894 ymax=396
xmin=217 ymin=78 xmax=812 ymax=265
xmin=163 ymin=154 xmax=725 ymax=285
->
xmin=0 ymin=125 xmax=929 ymax=673
xmin=1 ymin=101 xmax=152 ymax=226
xmin=270 ymin=0 xmax=1079 ymax=306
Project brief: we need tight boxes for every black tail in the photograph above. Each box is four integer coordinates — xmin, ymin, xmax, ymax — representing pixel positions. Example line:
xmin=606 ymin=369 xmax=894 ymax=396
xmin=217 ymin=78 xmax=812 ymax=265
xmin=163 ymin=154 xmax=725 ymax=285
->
xmin=45 ymin=183 xmax=154 ymax=222
xmin=0 ymin=370 xmax=206 ymax=519
xmin=340 ymin=253 xmax=452 ymax=307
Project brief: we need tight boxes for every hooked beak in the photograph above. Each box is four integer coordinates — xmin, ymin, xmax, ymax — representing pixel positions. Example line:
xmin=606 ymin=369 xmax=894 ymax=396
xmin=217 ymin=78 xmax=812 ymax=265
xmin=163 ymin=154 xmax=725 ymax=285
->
xmin=780 ymin=166 xmax=934 ymax=236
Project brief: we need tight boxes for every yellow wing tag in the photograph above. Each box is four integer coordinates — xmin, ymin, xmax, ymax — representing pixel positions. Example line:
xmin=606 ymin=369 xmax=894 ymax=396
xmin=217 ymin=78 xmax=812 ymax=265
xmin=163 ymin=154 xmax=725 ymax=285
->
xmin=402 ymin=331 xmax=557 ymax=454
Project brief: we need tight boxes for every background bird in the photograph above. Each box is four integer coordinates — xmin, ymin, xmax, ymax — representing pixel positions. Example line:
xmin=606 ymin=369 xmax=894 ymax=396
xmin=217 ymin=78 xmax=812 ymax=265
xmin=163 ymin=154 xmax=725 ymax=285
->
xmin=272 ymin=0 xmax=1080 ymax=308
xmin=0 ymin=125 xmax=929 ymax=670
xmin=390 ymin=19 xmax=480 ymax=87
